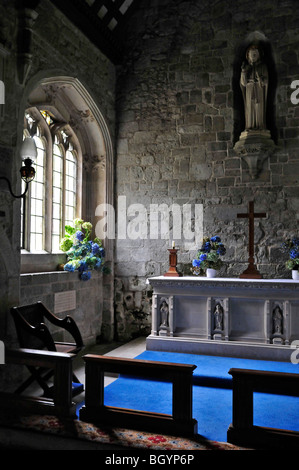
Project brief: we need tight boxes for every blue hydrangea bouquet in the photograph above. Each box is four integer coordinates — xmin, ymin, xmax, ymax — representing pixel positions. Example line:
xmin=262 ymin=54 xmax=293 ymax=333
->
xmin=280 ymin=237 xmax=299 ymax=272
xmin=192 ymin=236 xmax=226 ymax=275
xmin=60 ymin=218 xmax=105 ymax=281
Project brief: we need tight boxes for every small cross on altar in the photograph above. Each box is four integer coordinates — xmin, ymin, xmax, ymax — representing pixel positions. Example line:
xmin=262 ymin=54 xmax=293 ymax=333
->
xmin=237 ymin=201 xmax=266 ymax=279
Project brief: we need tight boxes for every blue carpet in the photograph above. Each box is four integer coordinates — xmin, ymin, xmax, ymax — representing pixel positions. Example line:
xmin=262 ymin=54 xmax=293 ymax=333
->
xmin=135 ymin=350 xmax=299 ymax=385
xmin=101 ymin=350 xmax=299 ymax=443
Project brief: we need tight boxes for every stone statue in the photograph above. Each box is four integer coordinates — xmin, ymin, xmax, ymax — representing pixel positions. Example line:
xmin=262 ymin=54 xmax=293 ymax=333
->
xmin=240 ymin=44 xmax=268 ymax=131
xmin=160 ymin=300 xmax=169 ymax=327
xmin=214 ymin=303 xmax=223 ymax=331
xmin=272 ymin=305 xmax=283 ymax=335
xmin=234 ymin=38 xmax=275 ymax=178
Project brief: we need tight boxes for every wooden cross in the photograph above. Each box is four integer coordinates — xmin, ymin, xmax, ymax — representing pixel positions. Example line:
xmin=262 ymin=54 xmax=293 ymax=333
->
xmin=237 ymin=201 xmax=266 ymax=279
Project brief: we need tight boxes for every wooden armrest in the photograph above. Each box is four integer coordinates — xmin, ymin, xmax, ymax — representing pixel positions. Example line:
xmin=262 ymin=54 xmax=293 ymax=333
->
xmin=229 ymin=367 xmax=299 ymax=396
xmin=83 ymin=354 xmax=196 ymax=379
xmin=6 ymin=348 xmax=75 ymax=368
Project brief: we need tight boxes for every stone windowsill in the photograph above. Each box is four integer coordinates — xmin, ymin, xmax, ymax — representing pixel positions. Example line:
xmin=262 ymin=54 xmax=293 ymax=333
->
xmin=21 ymin=250 xmax=67 ymax=275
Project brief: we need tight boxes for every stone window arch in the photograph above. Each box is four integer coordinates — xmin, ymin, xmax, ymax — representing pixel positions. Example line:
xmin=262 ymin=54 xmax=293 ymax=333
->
xmin=20 ymin=76 xmax=114 ymax=274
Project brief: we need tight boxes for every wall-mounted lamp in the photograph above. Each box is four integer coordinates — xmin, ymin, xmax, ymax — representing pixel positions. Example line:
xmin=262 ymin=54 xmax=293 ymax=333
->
xmin=0 ymin=137 xmax=37 ymax=199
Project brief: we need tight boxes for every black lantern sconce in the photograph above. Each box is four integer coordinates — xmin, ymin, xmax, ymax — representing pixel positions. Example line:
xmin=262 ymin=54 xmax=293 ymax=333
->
xmin=0 ymin=137 xmax=37 ymax=199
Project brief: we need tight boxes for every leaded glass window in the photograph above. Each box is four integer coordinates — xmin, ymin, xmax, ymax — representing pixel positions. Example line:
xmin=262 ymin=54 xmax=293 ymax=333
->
xmin=30 ymin=130 xmax=45 ymax=251
xmin=22 ymin=109 xmax=80 ymax=255
xmin=65 ymin=144 xmax=77 ymax=226
xmin=51 ymin=136 xmax=64 ymax=252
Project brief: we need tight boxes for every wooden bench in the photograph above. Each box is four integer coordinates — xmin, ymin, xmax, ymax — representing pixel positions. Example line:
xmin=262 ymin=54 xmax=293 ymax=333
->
xmin=79 ymin=355 xmax=198 ymax=437
xmin=0 ymin=348 xmax=76 ymax=418
xmin=227 ymin=368 xmax=299 ymax=449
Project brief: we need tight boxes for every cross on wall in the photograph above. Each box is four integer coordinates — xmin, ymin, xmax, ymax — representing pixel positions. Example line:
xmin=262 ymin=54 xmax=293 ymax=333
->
xmin=237 ymin=201 xmax=267 ymax=279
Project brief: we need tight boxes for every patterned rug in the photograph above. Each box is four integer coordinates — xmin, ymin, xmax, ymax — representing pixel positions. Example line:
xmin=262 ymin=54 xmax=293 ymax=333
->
xmin=0 ymin=413 xmax=246 ymax=450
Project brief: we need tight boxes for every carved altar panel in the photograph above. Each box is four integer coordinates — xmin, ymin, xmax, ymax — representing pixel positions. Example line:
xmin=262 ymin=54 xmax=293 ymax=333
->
xmin=289 ymin=300 xmax=299 ymax=345
xmin=229 ymin=297 xmax=266 ymax=343
xmin=146 ymin=276 xmax=299 ymax=361
xmin=174 ymin=296 xmax=207 ymax=337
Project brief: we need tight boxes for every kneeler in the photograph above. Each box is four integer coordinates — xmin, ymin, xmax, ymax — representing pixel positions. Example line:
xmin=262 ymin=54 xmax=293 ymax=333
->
xmin=11 ymin=301 xmax=84 ymax=398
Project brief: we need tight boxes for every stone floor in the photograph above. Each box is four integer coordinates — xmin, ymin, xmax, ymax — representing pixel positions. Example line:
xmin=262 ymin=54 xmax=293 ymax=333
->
xmin=73 ymin=336 xmax=147 ymax=388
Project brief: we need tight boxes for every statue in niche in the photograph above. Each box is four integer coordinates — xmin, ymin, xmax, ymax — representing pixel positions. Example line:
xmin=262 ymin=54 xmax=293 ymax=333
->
xmin=272 ymin=305 xmax=283 ymax=335
xmin=159 ymin=300 xmax=169 ymax=328
xmin=234 ymin=34 xmax=276 ymax=179
xmin=213 ymin=303 xmax=224 ymax=331
xmin=240 ymin=43 xmax=268 ymax=131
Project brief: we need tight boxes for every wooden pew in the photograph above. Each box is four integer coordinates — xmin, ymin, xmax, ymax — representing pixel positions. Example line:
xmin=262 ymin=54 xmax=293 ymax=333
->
xmin=0 ymin=348 xmax=75 ymax=418
xmin=79 ymin=355 xmax=198 ymax=437
xmin=227 ymin=368 xmax=299 ymax=449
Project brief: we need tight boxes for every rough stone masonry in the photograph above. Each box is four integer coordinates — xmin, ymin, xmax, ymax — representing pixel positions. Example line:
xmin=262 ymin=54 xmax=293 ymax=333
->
xmin=114 ymin=0 xmax=299 ymax=340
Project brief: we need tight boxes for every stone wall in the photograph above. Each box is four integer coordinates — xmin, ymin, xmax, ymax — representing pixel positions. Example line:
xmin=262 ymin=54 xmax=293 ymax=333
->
xmin=18 ymin=271 xmax=103 ymax=346
xmin=114 ymin=0 xmax=299 ymax=340
xmin=0 ymin=0 xmax=115 ymax=368
xmin=1 ymin=0 xmax=299 ymax=348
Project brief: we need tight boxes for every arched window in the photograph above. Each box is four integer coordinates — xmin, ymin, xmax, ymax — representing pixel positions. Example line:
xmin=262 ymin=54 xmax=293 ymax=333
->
xmin=21 ymin=76 xmax=114 ymax=282
xmin=21 ymin=108 xmax=81 ymax=257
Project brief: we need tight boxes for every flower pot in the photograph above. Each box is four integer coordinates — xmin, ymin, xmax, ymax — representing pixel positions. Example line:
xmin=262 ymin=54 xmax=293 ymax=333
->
xmin=206 ymin=268 xmax=217 ymax=278
xmin=292 ymin=270 xmax=299 ymax=280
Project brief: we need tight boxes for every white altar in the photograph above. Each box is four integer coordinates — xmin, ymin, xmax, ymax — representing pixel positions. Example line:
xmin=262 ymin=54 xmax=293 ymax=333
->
xmin=146 ymin=276 xmax=299 ymax=361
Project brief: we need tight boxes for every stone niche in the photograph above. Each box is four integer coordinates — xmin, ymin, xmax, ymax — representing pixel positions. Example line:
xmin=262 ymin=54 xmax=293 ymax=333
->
xmin=233 ymin=31 xmax=277 ymax=178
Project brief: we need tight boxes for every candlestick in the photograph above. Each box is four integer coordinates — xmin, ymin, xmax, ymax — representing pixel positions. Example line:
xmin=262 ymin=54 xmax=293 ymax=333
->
xmin=164 ymin=248 xmax=181 ymax=277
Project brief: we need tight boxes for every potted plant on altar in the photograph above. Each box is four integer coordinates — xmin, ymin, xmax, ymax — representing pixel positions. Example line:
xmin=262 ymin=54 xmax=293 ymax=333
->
xmin=60 ymin=218 xmax=106 ymax=281
xmin=192 ymin=236 xmax=226 ymax=278
xmin=280 ymin=237 xmax=299 ymax=280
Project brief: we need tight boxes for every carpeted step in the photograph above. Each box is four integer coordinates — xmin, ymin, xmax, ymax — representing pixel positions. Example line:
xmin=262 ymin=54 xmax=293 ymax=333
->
xmin=120 ymin=350 xmax=299 ymax=388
